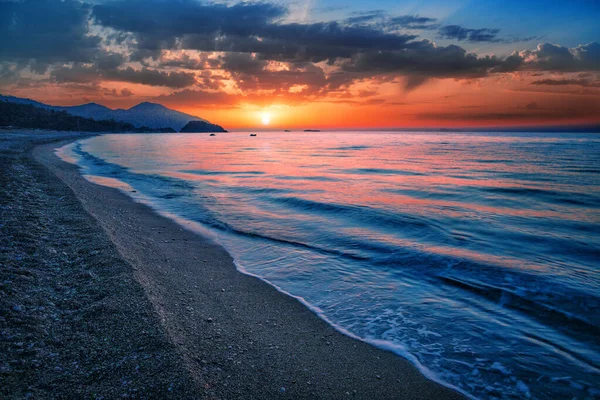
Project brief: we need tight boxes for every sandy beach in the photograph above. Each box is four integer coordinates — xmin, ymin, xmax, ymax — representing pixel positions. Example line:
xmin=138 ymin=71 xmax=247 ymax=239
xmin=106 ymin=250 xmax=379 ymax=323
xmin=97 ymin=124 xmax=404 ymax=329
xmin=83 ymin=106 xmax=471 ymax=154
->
xmin=1 ymin=131 xmax=464 ymax=399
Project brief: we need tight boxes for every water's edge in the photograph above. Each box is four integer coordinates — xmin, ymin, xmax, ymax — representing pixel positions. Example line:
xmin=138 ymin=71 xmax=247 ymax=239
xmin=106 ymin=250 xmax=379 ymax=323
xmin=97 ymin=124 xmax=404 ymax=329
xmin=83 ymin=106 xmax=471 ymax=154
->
xmin=55 ymin=140 xmax=474 ymax=399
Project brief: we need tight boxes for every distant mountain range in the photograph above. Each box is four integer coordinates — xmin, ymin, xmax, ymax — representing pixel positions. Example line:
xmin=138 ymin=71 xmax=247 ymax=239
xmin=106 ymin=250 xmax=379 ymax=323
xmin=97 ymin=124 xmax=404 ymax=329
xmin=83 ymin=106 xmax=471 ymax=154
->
xmin=0 ymin=95 xmax=224 ymax=132
xmin=0 ymin=100 xmax=175 ymax=133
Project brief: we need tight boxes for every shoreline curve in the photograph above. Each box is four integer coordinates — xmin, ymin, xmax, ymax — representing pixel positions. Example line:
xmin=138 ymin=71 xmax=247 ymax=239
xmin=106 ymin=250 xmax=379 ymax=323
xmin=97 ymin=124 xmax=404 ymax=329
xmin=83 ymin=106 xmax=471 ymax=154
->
xmin=34 ymin=135 xmax=465 ymax=399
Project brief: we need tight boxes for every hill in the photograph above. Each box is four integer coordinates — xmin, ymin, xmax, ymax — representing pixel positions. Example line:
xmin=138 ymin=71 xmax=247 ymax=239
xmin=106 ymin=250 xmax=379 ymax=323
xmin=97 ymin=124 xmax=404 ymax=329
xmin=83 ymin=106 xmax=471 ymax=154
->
xmin=180 ymin=120 xmax=227 ymax=133
xmin=0 ymin=95 xmax=217 ymax=132
xmin=55 ymin=101 xmax=208 ymax=131
xmin=0 ymin=100 xmax=175 ymax=133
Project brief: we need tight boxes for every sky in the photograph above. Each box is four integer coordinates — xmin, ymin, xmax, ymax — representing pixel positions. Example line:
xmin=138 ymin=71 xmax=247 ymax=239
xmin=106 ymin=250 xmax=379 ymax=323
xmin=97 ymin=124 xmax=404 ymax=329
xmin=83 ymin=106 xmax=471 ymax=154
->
xmin=0 ymin=0 xmax=599 ymax=130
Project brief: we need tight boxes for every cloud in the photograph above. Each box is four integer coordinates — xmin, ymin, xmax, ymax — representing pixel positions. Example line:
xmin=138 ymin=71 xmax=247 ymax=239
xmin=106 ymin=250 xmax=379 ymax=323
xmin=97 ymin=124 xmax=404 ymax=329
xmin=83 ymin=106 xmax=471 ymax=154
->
xmin=92 ymin=0 xmax=418 ymax=63
xmin=518 ymin=42 xmax=600 ymax=71
xmin=340 ymin=41 xmax=509 ymax=89
xmin=339 ymin=41 xmax=599 ymax=91
xmin=522 ymin=102 xmax=539 ymax=110
xmin=158 ymin=53 xmax=216 ymax=70
xmin=438 ymin=25 xmax=500 ymax=43
xmin=437 ymin=24 xmax=540 ymax=44
xmin=152 ymin=89 xmax=243 ymax=108
xmin=51 ymin=64 xmax=99 ymax=84
xmin=219 ymin=53 xmax=267 ymax=74
xmin=389 ymin=15 xmax=438 ymax=30
xmin=344 ymin=12 xmax=437 ymax=30
xmin=52 ymin=64 xmax=197 ymax=88
xmin=0 ymin=0 xmax=101 ymax=70
xmin=1 ymin=0 xmax=599 ymax=111
xmin=419 ymin=97 xmax=600 ymax=122
xmin=104 ymin=67 xmax=196 ymax=88
xmin=531 ymin=78 xmax=600 ymax=87
xmin=344 ymin=11 xmax=386 ymax=25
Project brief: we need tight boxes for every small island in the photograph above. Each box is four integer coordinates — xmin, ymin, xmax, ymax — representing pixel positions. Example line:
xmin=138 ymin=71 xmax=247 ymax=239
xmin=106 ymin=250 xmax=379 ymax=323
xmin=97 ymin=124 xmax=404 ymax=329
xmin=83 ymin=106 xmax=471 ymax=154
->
xmin=304 ymin=129 xmax=321 ymax=132
xmin=180 ymin=120 xmax=227 ymax=133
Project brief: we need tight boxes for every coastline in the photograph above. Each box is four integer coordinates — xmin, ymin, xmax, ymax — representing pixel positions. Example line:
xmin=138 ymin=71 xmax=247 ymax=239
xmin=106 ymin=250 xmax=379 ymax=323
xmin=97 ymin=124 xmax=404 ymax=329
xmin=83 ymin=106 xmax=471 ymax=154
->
xmin=5 ymin=131 xmax=464 ymax=398
xmin=0 ymin=131 xmax=198 ymax=398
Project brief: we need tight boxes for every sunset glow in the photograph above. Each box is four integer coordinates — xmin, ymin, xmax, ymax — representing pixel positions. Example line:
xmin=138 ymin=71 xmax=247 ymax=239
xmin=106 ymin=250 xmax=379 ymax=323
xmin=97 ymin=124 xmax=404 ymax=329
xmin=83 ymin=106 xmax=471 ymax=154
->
xmin=2 ymin=1 xmax=599 ymax=399
xmin=0 ymin=0 xmax=598 ymax=130
xmin=261 ymin=113 xmax=271 ymax=126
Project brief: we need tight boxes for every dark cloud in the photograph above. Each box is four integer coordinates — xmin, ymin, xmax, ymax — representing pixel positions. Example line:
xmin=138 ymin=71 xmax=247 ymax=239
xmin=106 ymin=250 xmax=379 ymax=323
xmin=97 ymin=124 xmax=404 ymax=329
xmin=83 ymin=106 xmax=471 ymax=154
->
xmin=340 ymin=41 xmax=508 ymax=89
xmin=93 ymin=0 xmax=418 ymax=63
xmin=344 ymin=10 xmax=386 ymax=25
xmin=1 ymin=0 xmax=599 ymax=104
xmin=437 ymin=24 xmax=539 ymax=44
xmin=418 ymin=110 xmax=581 ymax=121
xmin=158 ymin=53 xmax=215 ymax=70
xmin=0 ymin=62 xmax=20 ymax=86
xmin=419 ymin=97 xmax=600 ymax=121
xmin=531 ymin=78 xmax=600 ymax=87
xmin=216 ymin=53 xmax=330 ymax=96
xmin=88 ymin=0 xmax=547 ymax=92
xmin=152 ymin=89 xmax=241 ymax=109
xmin=92 ymin=0 xmax=285 ymax=58
xmin=344 ymin=12 xmax=437 ymax=30
xmin=438 ymin=25 xmax=500 ymax=43
xmin=95 ymin=52 xmax=127 ymax=71
xmin=104 ymin=67 xmax=197 ymax=88
xmin=219 ymin=53 xmax=267 ymax=75
xmin=152 ymin=86 xmax=334 ymax=109
xmin=520 ymin=42 xmax=600 ymax=71
xmin=490 ymin=52 xmax=524 ymax=72
xmin=52 ymin=64 xmax=197 ymax=88
xmin=389 ymin=15 xmax=438 ymax=30
xmin=51 ymin=64 xmax=99 ymax=84
xmin=522 ymin=102 xmax=539 ymax=110
xmin=0 ymin=0 xmax=100 ymax=70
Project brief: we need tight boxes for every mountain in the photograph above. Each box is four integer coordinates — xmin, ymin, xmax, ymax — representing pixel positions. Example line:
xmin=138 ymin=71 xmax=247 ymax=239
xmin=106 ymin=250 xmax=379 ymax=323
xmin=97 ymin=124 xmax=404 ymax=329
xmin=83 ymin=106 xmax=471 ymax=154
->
xmin=0 ymin=100 xmax=175 ymax=133
xmin=0 ymin=95 xmax=217 ymax=132
xmin=0 ymin=94 xmax=53 ymax=109
xmin=57 ymin=101 xmax=208 ymax=131
xmin=56 ymin=102 xmax=114 ymax=120
xmin=180 ymin=120 xmax=227 ymax=133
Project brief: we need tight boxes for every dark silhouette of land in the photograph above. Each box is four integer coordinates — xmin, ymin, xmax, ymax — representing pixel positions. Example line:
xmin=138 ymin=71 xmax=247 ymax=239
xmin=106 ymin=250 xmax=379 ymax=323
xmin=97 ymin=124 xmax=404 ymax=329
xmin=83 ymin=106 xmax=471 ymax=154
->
xmin=180 ymin=120 xmax=227 ymax=133
xmin=0 ymin=94 xmax=221 ymax=132
xmin=0 ymin=101 xmax=175 ymax=133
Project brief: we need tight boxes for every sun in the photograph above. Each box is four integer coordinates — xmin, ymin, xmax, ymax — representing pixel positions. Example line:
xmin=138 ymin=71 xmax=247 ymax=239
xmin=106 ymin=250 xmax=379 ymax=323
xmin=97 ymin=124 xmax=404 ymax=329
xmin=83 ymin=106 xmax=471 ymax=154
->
xmin=261 ymin=113 xmax=271 ymax=125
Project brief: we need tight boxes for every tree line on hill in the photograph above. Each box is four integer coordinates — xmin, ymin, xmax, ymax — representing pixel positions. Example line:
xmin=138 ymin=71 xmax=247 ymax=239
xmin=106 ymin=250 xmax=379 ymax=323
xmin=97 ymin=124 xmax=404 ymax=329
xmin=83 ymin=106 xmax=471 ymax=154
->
xmin=0 ymin=101 xmax=175 ymax=133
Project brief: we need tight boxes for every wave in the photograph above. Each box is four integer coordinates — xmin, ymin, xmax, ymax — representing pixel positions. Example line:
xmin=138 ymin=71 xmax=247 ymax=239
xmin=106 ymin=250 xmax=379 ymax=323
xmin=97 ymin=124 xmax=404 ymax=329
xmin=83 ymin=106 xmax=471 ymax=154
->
xmin=437 ymin=275 xmax=600 ymax=341
xmin=181 ymin=169 xmax=265 ymax=175
xmin=265 ymin=195 xmax=447 ymax=235
xmin=338 ymin=167 xmax=425 ymax=176
xmin=63 ymin=132 xmax=600 ymax=400
xmin=481 ymin=186 xmax=600 ymax=207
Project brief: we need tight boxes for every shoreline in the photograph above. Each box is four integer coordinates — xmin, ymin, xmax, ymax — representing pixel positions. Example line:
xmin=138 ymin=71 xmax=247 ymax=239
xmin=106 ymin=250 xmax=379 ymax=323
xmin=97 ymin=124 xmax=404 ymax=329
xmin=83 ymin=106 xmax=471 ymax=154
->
xmin=8 ymin=131 xmax=464 ymax=398
xmin=1 ymin=131 xmax=199 ymax=398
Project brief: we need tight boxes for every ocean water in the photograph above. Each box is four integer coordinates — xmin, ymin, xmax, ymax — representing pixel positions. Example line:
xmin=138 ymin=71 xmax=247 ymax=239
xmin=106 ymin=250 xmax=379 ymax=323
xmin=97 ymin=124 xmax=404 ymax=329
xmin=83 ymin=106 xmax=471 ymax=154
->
xmin=59 ymin=131 xmax=600 ymax=399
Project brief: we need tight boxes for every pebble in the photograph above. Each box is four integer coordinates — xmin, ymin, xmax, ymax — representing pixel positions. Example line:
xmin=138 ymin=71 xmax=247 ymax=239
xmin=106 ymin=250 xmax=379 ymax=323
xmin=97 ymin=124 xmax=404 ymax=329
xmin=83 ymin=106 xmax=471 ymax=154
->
xmin=205 ymin=317 xmax=213 ymax=322
xmin=12 ymin=305 xmax=23 ymax=312
xmin=279 ymin=387 xmax=286 ymax=393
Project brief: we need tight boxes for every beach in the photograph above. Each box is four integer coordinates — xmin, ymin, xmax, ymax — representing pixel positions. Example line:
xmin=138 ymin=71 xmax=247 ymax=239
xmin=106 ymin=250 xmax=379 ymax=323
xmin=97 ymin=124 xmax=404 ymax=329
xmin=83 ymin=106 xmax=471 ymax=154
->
xmin=1 ymin=131 xmax=463 ymax=399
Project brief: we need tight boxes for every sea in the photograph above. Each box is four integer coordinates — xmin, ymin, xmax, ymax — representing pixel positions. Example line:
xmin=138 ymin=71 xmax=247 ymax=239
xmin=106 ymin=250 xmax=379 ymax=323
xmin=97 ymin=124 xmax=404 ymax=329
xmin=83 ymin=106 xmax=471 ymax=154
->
xmin=58 ymin=131 xmax=600 ymax=399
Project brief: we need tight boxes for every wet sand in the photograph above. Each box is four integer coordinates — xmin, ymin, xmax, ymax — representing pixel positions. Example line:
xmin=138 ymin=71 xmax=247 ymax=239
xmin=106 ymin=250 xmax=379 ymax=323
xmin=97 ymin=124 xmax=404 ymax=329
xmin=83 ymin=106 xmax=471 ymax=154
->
xmin=2 ymin=131 xmax=465 ymax=399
